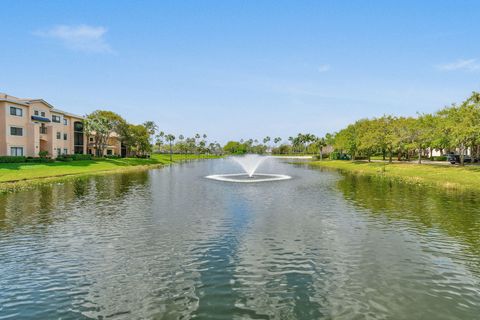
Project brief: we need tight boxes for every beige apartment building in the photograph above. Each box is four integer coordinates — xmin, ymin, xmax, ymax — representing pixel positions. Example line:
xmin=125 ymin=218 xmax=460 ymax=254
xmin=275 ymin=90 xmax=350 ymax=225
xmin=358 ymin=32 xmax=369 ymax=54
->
xmin=0 ymin=93 xmax=122 ymax=158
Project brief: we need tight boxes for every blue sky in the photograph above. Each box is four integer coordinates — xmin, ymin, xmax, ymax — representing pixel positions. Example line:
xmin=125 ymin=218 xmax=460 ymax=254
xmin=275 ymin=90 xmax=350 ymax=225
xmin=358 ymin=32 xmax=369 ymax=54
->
xmin=1 ymin=1 xmax=480 ymax=142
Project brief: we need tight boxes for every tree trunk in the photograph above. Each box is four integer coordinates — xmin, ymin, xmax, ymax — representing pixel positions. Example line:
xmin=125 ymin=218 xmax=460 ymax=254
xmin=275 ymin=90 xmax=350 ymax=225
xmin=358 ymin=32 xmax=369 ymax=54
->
xmin=418 ymin=148 xmax=422 ymax=164
xmin=389 ymin=149 xmax=393 ymax=163
xmin=169 ymin=142 xmax=173 ymax=162
xmin=460 ymin=144 xmax=465 ymax=166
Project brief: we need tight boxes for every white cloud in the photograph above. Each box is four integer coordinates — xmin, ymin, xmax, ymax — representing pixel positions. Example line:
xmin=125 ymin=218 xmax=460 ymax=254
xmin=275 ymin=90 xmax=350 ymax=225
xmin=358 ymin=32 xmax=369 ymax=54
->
xmin=437 ymin=59 xmax=480 ymax=72
xmin=317 ymin=64 xmax=331 ymax=73
xmin=34 ymin=25 xmax=113 ymax=53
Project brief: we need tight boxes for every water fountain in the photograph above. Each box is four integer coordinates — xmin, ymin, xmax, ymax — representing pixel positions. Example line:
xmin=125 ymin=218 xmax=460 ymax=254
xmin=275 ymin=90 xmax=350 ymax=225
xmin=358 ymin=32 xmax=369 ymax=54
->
xmin=205 ymin=154 xmax=291 ymax=183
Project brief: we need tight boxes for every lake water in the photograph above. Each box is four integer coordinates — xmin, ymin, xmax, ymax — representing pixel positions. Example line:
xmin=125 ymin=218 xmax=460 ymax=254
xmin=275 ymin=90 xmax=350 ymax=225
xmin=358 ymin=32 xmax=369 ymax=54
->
xmin=1 ymin=158 xmax=479 ymax=319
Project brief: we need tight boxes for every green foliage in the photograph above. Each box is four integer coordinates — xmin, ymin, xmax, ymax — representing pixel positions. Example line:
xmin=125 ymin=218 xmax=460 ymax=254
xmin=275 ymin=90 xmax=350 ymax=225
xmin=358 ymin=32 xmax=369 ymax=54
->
xmin=0 ymin=156 xmax=26 ymax=163
xmin=84 ymin=110 xmax=127 ymax=156
xmin=56 ymin=155 xmax=74 ymax=162
xmin=71 ymin=154 xmax=93 ymax=161
xmin=223 ymin=141 xmax=247 ymax=154
xmin=122 ymin=124 xmax=152 ymax=156
xmin=26 ymin=157 xmax=54 ymax=163
xmin=327 ymin=91 xmax=480 ymax=165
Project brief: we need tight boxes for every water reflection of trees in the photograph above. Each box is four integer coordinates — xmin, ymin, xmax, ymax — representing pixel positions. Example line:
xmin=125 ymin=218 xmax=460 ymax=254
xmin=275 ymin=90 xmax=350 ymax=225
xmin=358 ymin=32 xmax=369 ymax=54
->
xmin=336 ymin=174 xmax=480 ymax=258
xmin=0 ymin=171 xmax=150 ymax=232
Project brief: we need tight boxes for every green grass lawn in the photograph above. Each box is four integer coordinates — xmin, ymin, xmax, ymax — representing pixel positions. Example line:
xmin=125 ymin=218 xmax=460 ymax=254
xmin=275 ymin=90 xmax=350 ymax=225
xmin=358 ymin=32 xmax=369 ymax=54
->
xmin=309 ymin=160 xmax=480 ymax=192
xmin=0 ymin=154 xmax=220 ymax=184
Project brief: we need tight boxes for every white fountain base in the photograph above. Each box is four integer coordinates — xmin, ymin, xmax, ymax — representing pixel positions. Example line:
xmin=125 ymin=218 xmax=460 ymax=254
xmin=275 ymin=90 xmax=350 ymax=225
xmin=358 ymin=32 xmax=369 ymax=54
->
xmin=205 ymin=173 xmax=291 ymax=183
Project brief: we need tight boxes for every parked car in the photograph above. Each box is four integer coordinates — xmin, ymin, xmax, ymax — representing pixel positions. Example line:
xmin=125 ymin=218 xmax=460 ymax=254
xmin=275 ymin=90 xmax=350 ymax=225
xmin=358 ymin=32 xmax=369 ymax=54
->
xmin=447 ymin=154 xmax=472 ymax=164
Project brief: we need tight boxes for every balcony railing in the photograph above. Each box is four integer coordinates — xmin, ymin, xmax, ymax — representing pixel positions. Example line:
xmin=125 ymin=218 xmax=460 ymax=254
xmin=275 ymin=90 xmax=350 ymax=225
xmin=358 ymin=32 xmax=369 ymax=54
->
xmin=40 ymin=127 xmax=47 ymax=134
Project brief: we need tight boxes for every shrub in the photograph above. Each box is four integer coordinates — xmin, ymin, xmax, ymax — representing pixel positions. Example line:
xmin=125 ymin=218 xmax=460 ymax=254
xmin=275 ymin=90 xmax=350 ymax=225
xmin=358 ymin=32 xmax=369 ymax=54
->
xmin=38 ymin=151 xmax=49 ymax=158
xmin=433 ymin=156 xmax=447 ymax=161
xmin=0 ymin=156 xmax=26 ymax=163
xmin=26 ymin=157 xmax=54 ymax=163
xmin=104 ymin=155 xmax=121 ymax=159
xmin=71 ymin=154 xmax=93 ymax=161
xmin=56 ymin=155 xmax=74 ymax=162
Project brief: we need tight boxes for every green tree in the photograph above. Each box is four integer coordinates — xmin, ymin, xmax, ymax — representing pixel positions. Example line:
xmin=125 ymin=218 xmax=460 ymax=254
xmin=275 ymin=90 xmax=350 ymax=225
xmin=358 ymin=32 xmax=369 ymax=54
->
xmin=84 ymin=110 xmax=126 ymax=157
xmin=165 ymin=134 xmax=176 ymax=161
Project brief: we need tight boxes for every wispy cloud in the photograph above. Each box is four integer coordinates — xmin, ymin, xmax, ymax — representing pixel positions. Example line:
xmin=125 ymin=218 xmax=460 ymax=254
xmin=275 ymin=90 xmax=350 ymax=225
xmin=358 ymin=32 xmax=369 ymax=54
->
xmin=34 ymin=25 xmax=113 ymax=53
xmin=437 ymin=59 xmax=480 ymax=72
xmin=317 ymin=64 xmax=331 ymax=73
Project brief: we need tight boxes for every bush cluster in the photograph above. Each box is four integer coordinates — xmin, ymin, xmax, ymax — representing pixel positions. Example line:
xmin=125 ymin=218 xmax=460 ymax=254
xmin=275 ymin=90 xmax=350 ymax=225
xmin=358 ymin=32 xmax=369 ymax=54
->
xmin=0 ymin=156 xmax=27 ymax=163
xmin=26 ymin=157 xmax=55 ymax=163
xmin=71 ymin=154 xmax=93 ymax=161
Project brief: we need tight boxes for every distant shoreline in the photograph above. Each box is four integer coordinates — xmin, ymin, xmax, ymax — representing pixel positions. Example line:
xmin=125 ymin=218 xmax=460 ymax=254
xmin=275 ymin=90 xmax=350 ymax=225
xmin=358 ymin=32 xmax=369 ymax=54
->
xmin=309 ymin=160 xmax=480 ymax=193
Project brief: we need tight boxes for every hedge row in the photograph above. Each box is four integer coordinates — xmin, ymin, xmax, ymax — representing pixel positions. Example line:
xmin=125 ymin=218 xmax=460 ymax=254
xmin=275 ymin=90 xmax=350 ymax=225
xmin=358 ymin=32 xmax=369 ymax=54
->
xmin=0 ymin=154 xmax=93 ymax=163
xmin=0 ymin=156 xmax=26 ymax=163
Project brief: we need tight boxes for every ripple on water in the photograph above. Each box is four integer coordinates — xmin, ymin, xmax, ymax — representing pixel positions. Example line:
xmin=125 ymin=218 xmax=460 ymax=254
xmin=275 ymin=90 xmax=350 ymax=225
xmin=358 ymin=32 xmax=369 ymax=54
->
xmin=0 ymin=161 xmax=480 ymax=319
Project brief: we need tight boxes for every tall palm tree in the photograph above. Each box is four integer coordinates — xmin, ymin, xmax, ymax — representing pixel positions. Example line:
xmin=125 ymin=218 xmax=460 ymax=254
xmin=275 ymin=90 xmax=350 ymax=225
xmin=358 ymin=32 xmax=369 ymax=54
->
xmin=165 ymin=134 xmax=175 ymax=162
xmin=315 ymin=136 xmax=326 ymax=160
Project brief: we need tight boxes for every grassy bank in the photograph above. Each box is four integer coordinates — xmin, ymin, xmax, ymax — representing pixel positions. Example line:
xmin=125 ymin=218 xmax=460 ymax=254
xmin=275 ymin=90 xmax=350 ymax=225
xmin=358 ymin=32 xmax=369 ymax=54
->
xmin=309 ymin=160 xmax=480 ymax=192
xmin=0 ymin=154 xmax=220 ymax=193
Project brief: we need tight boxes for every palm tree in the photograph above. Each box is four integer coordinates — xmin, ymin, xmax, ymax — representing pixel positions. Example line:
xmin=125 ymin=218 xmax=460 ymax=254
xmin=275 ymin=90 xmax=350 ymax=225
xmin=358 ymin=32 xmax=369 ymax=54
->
xmin=315 ymin=137 xmax=326 ymax=160
xmin=165 ymin=134 xmax=175 ymax=162
xmin=178 ymin=134 xmax=185 ymax=158
xmin=155 ymin=131 xmax=165 ymax=152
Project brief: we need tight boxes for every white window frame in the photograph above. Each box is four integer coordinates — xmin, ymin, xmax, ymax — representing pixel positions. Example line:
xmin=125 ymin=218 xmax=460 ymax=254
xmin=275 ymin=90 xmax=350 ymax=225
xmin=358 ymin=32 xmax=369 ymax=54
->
xmin=56 ymin=132 xmax=61 ymax=139
xmin=9 ymin=106 xmax=23 ymax=117
xmin=10 ymin=146 xmax=24 ymax=156
xmin=64 ymin=118 xmax=68 ymax=125
xmin=10 ymin=126 xmax=24 ymax=136
xmin=52 ymin=115 xmax=61 ymax=123
xmin=64 ymin=148 xmax=68 ymax=155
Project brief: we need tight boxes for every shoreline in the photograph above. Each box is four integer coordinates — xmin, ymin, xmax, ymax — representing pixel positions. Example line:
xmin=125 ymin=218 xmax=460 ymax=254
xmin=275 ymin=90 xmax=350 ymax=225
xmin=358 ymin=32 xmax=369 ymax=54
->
xmin=0 ymin=155 xmax=221 ymax=194
xmin=308 ymin=160 xmax=480 ymax=193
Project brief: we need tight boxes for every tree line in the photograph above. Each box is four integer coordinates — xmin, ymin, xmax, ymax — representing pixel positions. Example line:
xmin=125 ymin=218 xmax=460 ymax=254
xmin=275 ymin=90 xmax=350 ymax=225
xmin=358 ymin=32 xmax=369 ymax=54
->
xmin=223 ymin=92 xmax=480 ymax=167
xmin=83 ymin=110 xmax=223 ymax=159
xmin=329 ymin=92 xmax=480 ymax=165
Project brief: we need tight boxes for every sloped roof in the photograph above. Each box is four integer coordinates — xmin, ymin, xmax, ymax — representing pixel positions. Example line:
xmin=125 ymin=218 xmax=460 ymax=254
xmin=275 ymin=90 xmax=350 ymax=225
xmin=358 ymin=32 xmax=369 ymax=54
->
xmin=1 ymin=92 xmax=84 ymax=119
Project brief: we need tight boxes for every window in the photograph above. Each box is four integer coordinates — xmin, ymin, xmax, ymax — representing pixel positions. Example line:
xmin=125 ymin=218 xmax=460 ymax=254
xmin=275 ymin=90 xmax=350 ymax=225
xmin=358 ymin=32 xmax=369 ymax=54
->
xmin=34 ymin=110 xmax=39 ymax=116
xmin=89 ymin=137 xmax=94 ymax=142
xmin=107 ymin=149 xmax=113 ymax=155
xmin=63 ymin=133 xmax=68 ymax=140
xmin=64 ymin=148 xmax=68 ymax=155
xmin=10 ymin=147 xmax=24 ymax=156
xmin=56 ymin=132 xmax=61 ymax=139
xmin=41 ymin=111 xmax=45 ymax=117
xmin=10 ymin=127 xmax=23 ymax=136
xmin=64 ymin=118 xmax=68 ymax=125
xmin=57 ymin=148 xmax=61 ymax=156
xmin=52 ymin=115 xmax=61 ymax=123
xmin=10 ymin=106 xmax=22 ymax=117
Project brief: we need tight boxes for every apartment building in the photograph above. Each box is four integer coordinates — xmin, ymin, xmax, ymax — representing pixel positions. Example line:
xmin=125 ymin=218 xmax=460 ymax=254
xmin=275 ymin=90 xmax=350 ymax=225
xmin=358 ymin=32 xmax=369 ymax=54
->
xmin=0 ymin=93 xmax=122 ymax=158
xmin=0 ymin=93 xmax=85 ymax=157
